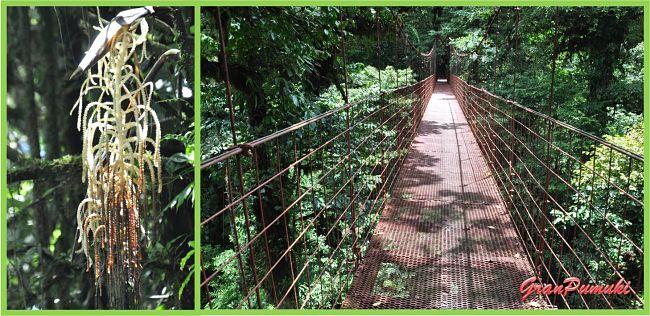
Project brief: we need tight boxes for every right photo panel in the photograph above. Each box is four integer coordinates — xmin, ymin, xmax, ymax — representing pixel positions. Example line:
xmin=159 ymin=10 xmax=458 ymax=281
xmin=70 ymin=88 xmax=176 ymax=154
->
xmin=199 ymin=7 xmax=644 ymax=310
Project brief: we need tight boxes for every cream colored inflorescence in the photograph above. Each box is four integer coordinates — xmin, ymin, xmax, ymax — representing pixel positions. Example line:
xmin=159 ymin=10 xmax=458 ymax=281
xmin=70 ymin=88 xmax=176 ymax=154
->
xmin=71 ymin=14 xmax=161 ymax=285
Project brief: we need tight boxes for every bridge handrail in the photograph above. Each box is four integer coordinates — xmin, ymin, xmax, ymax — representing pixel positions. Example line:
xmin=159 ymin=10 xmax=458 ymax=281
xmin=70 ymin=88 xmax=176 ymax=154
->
xmin=454 ymin=75 xmax=643 ymax=162
xmin=452 ymin=74 xmax=644 ymax=308
xmin=200 ymin=74 xmax=436 ymax=169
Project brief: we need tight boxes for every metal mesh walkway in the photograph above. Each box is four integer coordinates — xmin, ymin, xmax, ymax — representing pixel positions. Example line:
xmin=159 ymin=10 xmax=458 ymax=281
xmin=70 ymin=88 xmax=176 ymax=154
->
xmin=344 ymin=83 xmax=543 ymax=309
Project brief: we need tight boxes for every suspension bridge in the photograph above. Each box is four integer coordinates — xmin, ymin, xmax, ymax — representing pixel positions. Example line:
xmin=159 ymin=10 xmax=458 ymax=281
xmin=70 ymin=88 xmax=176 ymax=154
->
xmin=200 ymin=9 xmax=644 ymax=310
xmin=343 ymin=80 xmax=544 ymax=309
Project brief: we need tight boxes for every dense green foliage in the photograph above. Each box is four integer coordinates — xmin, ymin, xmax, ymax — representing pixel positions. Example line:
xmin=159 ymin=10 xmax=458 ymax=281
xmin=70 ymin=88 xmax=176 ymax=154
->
xmin=200 ymin=7 xmax=428 ymax=308
xmin=448 ymin=7 xmax=644 ymax=308
xmin=198 ymin=6 xmax=643 ymax=310
xmin=448 ymin=7 xmax=643 ymax=134
xmin=6 ymin=7 xmax=195 ymax=309
xmin=202 ymin=63 xmax=417 ymax=308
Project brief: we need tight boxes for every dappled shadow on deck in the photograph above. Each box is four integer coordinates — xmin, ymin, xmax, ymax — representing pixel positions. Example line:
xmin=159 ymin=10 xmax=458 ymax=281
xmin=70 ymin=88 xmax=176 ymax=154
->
xmin=344 ymin=84 xmax=545 ymax=309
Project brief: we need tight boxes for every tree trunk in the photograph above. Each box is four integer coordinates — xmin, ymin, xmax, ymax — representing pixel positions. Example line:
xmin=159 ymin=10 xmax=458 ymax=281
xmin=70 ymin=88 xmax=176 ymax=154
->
xmin=18 ymin=7 xmax=52 ymax=309
xmin=39 ymin=8 xmax=61 ymax=160
xmin=19 ymin=8 xmax=40 ymax=160
xmin=63 ymin=9 xmax=85 ymax=155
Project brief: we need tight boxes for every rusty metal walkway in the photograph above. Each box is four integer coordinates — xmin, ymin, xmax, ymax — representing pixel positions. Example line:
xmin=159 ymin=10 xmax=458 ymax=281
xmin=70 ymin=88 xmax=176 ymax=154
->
xmin=345 ymin=83 xmax=541 ymax=309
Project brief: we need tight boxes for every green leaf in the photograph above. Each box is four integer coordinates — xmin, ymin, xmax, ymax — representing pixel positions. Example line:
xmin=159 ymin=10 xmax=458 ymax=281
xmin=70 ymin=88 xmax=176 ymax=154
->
xmin=163 ymin=183 xmax=193 ymax=212
xmin=178 ymin=268 xmax=194 ymax=300
xmin=180 ymin=248 xmax=195 ymax=271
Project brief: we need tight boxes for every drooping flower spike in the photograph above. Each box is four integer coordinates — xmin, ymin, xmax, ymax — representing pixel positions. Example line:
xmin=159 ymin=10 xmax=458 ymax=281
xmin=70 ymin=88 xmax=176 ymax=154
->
xmin=71 ymin=7 xmax=161 ymax=295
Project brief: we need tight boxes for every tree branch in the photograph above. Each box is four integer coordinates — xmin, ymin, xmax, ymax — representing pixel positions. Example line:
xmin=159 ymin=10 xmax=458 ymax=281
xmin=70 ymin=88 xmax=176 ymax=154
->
xmin=8 ymin=156 xmax=82 ymax=184
xmin=8 ymin=154 xmax=188 ymax=184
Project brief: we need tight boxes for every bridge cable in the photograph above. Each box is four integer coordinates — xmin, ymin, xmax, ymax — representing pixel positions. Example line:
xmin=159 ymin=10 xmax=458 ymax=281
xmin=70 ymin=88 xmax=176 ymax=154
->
xmin=512 ymin=7 xmax=520 ymax=102
xmin=391 ymin=11 xmax=401 ymax=88
xmin=376 ymin=8 xmax=382 ymax=94
xmin=536 ymin=6 xmax=560 ymax=282
xmin=470 ymin=8 xmax=501 ymax=82
xmin=340 ymin=8 xmax=350 ymax=104
xmin=339 ymin=7 xmax=358 ymax=268
xmin=507 ymin=7 xmax=520 ymax=257
xmin=215 ymin=7 xmax=262 ymax=308
xmin=376 ymin=8 xmax=388 ymax=189
xmin=493 ymin=10 xmax=499 ymax=92
xmin=217 ymin=9 xmax=238 ymax=147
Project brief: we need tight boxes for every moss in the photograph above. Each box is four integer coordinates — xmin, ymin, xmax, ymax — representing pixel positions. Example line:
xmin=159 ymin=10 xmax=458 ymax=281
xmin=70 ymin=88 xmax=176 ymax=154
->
xmin=8 ymin=155 xmax=82 ymax=183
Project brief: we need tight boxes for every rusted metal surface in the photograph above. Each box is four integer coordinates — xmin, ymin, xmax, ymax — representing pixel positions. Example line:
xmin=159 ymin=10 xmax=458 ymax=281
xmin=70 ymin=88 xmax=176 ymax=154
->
xmin=201 ymin=71 xmax=437 ymax=308
xmin=450 ymin=75 xmax=643 ymax=309
xmin=345 ymin=83 xmax=545 ymax=309
xmin=202 ymin=7 xmax=643 ymax=307
xmin=201 ymin=10 xmax=439 ymax=308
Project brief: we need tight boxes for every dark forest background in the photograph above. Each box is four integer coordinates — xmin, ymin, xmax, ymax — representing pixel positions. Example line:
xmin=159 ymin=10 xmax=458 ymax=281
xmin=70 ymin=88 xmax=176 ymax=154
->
xmin=6 ymin=7 xmax=195 ymax=309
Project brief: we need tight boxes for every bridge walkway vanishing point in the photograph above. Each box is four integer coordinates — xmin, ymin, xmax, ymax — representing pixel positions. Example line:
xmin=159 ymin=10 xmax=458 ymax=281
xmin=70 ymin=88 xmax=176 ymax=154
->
xmin=345 ymin=82 xmax=546 ymax=309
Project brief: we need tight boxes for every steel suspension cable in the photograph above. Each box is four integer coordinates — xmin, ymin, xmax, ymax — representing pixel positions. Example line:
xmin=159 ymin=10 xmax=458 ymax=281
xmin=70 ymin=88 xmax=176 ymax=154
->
xmin=338 ymin=7 xmax=358 ymax=270
xmin=470 ymin=8 xmax=501 ymax=82
xmin=376 ymin=8 xmax=382 ymax=93
xmin=493 ymin=10 xmax=499 ymax=92
xmin=340 ymin=8 xmax=349 ymax=103
xmin=512 ymin=7 xmax=520 ymax=102
xmin=536 ymin=7 xmax=560 ymax=278
xmin=507 ymin=7 xmax=520 ymax=258
xmin=394 ymin=13 xmax=399 ymax=88
xmin=216 ymin=7 xmax=262 ymax=308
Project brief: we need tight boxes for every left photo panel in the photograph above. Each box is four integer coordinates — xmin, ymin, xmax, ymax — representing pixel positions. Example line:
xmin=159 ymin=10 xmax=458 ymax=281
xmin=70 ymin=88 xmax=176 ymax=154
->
xmin=6 ymin=6 xmax=195 ymax=310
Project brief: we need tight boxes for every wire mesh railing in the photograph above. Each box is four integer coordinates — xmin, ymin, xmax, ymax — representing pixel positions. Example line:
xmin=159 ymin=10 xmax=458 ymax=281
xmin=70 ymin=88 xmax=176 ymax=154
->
xmin=201 ymin=72 xmax=436 ymax=308
xmin=450 ymin=75 xmax=644 ymax=309
xmin=201 ymin=7 xmax=438 ymax=307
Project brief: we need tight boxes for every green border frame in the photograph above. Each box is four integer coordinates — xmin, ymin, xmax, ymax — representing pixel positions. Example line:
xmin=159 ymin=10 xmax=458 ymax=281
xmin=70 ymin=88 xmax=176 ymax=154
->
xmin=1 ymin=1 xmax=648 ymax=315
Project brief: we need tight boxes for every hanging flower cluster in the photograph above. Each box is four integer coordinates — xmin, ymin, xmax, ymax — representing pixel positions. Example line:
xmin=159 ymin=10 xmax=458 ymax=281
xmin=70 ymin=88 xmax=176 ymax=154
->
xmin=71 ymin=9 xmax=161 ymax=290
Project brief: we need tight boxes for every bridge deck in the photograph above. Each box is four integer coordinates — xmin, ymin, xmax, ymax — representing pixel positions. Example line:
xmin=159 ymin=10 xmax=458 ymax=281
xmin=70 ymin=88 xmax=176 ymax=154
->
xmin=345 ymin=83 xmax=543 ymax=309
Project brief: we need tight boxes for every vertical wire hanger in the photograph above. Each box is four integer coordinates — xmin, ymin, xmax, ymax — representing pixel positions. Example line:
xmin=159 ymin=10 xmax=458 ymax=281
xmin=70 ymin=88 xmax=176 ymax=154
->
xmin=375 ymin=8 xmax=381 ymax=93
xmin=217 ymin=7 xmax=238 ymax=146
xmin=340 ymin=7 xmax=349 ymax=104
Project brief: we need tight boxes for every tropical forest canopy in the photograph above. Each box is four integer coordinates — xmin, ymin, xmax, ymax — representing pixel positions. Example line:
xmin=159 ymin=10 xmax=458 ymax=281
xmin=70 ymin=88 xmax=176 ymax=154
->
xmin=202 ymin=6 xmax=643 ymax=156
